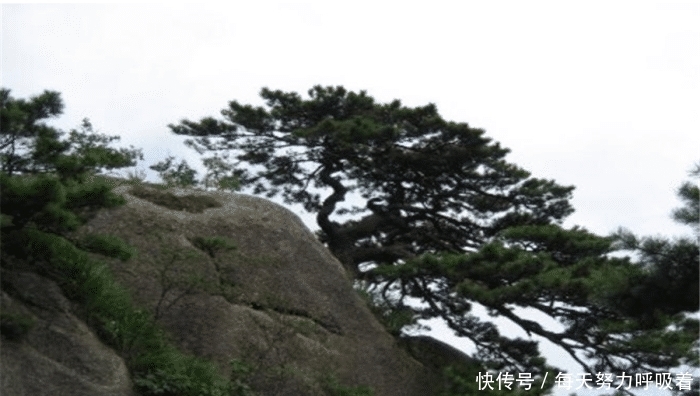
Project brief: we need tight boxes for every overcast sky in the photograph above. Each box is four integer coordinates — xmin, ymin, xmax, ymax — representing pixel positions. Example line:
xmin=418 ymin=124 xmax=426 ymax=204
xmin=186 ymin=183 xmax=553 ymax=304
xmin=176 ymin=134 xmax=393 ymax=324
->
xmin=2 ymin=2 xmax=698 ymax=393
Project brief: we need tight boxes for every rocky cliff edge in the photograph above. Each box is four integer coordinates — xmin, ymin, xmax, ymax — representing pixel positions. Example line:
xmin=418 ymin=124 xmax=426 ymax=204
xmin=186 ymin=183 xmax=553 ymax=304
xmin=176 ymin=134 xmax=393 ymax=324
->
xmin=1 ymin=182 xmax=442 ymax=395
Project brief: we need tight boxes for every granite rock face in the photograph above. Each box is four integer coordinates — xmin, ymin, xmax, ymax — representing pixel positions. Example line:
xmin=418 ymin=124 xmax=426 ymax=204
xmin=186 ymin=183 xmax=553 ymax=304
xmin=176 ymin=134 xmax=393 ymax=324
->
xmin=1 ymin=271 xmax=133 ymax=396
xmin=2 ymin=183 xmax=438 ymax=395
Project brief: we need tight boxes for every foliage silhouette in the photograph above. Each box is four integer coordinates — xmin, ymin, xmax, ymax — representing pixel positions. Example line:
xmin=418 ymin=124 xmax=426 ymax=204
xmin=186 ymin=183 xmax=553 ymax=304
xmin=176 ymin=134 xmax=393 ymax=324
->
xmin=170 ymin=86 xmax=698 ymax=389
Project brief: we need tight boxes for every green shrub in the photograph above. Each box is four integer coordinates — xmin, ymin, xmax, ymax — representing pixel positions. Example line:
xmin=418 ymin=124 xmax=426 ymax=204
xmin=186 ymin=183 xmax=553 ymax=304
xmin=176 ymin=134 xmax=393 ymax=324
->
xmin=76 ymin=233 xmax=135 ymax=261
xmin=133 ymin=353 xmax=234 ymax=396
xmin=322 ymin=376 xmax=374 ymax=396
xmin=229 ymin=359 xmax=255 ymax=396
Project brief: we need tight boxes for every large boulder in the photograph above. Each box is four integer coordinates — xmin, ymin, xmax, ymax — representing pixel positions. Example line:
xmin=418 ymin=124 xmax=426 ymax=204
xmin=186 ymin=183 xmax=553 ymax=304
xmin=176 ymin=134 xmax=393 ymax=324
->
xmin=38 ymin=182 xmax=438 ymax=395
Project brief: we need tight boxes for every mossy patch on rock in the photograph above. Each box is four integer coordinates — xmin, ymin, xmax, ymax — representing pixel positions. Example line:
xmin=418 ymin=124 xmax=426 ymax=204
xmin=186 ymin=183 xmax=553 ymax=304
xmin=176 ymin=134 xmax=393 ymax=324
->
xmin=129 ymin=185 xmax=221 ymax=213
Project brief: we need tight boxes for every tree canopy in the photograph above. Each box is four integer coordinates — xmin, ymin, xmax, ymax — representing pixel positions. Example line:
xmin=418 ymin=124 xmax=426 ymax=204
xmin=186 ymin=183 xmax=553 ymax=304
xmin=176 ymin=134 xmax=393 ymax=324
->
xmin=0 ymin=88 xmax=143 ymax=234
xmin=170 ymin=86 xmax=698 ymax=390
xmin=170 ymin=86 xmax=574 ymax=274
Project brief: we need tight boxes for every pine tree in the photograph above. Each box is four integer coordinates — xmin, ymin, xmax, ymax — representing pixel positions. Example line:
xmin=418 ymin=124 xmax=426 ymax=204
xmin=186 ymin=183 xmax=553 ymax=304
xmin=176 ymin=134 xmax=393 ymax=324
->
xmin=170 ymin=86 xmax=697 ymax=390
xmin=1 ymin=88 xmax=142 ymax=244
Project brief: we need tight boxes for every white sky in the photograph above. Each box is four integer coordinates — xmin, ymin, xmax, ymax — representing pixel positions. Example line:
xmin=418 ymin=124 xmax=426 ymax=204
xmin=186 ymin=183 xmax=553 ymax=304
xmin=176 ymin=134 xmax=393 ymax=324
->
xmin=2 ymin=2 xmax=698 ymax=394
